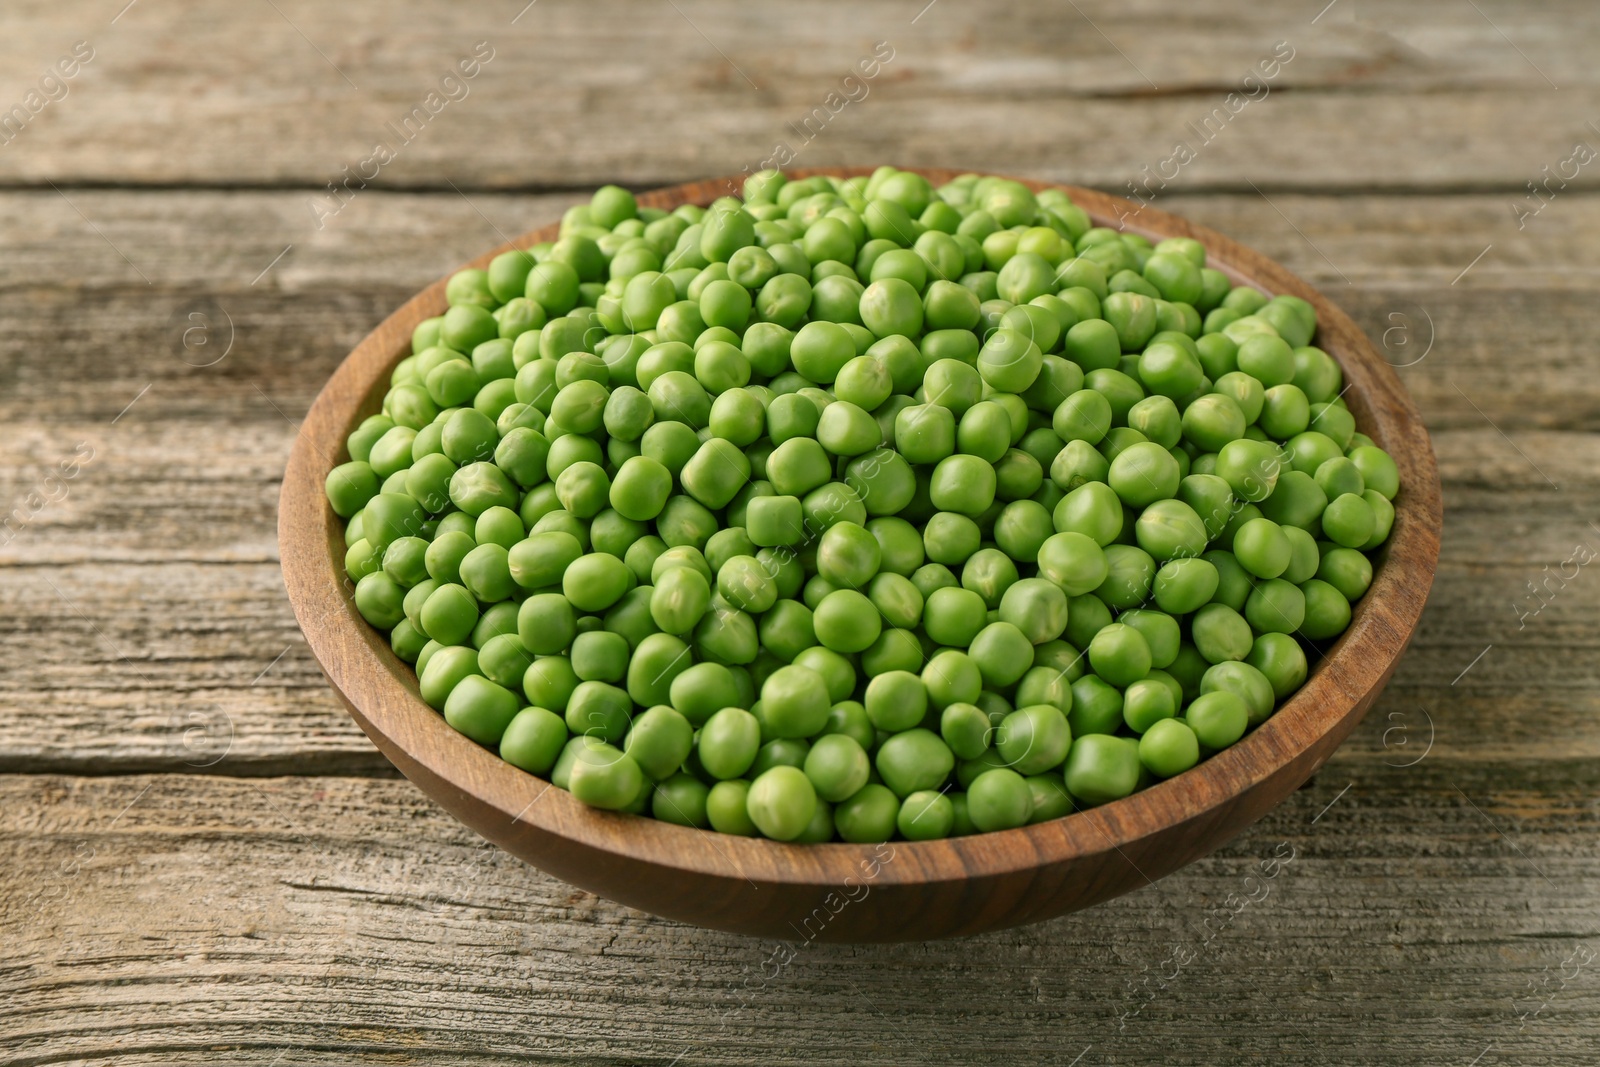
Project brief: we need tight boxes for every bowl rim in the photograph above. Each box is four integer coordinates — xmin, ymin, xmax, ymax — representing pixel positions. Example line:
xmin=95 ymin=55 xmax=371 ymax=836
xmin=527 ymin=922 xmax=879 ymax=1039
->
xmin=279 ymin=167 xmax=1441 ymax=891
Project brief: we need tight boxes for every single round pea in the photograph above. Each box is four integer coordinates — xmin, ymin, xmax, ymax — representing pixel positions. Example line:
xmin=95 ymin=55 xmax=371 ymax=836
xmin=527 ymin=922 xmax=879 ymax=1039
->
xmin=1108 ymin=442 xmax=1181 ymax=507
xmin=897 ymin=790 xmax=955 ymax=840
xmin=419 ymin=582 xmax=479 ymax=646
xmin=940 ymin=702 xmax=993 ymax=761
xmin=1234 ymin=517 xmax=1292 ymax=579
xmin=1064 ymin=734 xmax=1141 ymax=805
xmin=1215 ymin=438 xmax=1282 ymax=503
xmin=977 ymin=328 xmax=1043 ymax=393
xmin=1098 ymin=544 xmax=1157 ymax=610
xmin=563 ymin=552 xmax=632 ymax=613
xmin=1066 ymin=673 xmax=1122 ymax=736
xmin=1191 ymin=603 xmax=1253 ymax=664
xmin=997 ymin=577 xmax=1069 ymax=644
xmin=860 ymin=277 xmax=926 ymax=338
xmin=1298 ymin=578 xmax=1353 ymax=641
xmin=477 ymin=632 xmax=535 ymax=690
xmin=918 ymin=585 xmax=985 ymax=648
xmin=833 ymin=783 xmax=900 ymax=843
xmin=1134 ymin=498 xmax=1209 ymax=562
xmin=1322 ymin=492 xmax=1376 ymax=549
xmin=1153 ymin=557 xmax=1219 ymax=615
xmin=994 ymin=500 xmax=1056 ymax=564
xmin=441 ymin=673 xmax=522 ymax=747
xmin=930 ymin=455 xmax=997 ymax=516
xmin=623 ymin=706 xmax=694 ymax=781
xmin=567 ymin=744 xmax=646 ymax=811
xmin=996 ymin=704 xmax=1072 ymax=775
xmin=875 ymin=729 xmax=955 ymax=797
xmin=706 ymin=779 xmax=758 ymax=835
xmin=500 ymin=706 xmax=569 ymax=775
xmin=1122 ymin=677 xmax=1177 ymax=734
xmin=565 ymin=680 xmax=633 ymax=744
xmin=1200 ymin=660 xmax=1277 ymax=727
xmin=759 ymin=664 xmax=831 ymax=739
xmin=522 ymin=655 xmax=579 ymax=714
xmin=896 ymin=403 xmax=957 ymax=464
xmin=1318 ymin=546 xmax=1374 ymax=601
xmin=803 ymin=733 xmax=871 ymax=803
xmin=1245 ymin=578 xmax=1306 ymax=635
xmin=353 ymin=571 xmax=406 ymax=630
xmin=960 ymin=548 xmax=1019 ymax=610
xmin=923 ymin=358 xmax=984 ymax=417
xmin=813 ymin=589 xmax=882 ymax=654
xmin=1052 ymin=388 xmax=1113 ymax=445
xmin=1247 ymin=632 xmax=1310 ymax=699
xmin=1185 ymin=690 xmax=1249 ymax=750
xmin=967 ymin=768 xmax=1033 ymax=831
xmin=794 ymin=646 xmax=857 ymax=704
xmin=966 ymin=621 xmax=1033 ymax=689
xmin=1088 ymin=623 xmax=1153 ymax=687
xmin=1258 ymin=470 xmax=1328 ymax=531
xmin=1348 ymin=445 xmax=1399 ymax=500
xmin=1138 ymin=717 xmax=1200 ymax=778
xmin=816 ymin=400 xmax=882 ymax=457
xmin=698 ymin=707 xmax=761 ymax=780
xmin=647 ymin=773 xmax=709 ymax=828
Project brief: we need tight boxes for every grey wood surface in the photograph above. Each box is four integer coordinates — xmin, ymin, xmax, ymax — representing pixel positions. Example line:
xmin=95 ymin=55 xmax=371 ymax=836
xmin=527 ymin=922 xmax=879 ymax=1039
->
xmin=2 ymin=2 xmax=1598 ymax=1064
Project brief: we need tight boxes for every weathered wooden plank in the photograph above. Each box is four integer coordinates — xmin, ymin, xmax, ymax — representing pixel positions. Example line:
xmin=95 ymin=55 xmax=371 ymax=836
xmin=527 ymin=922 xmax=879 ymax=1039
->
xmin=0 ymin=766 xmax=1595 ymax=1065
xmin=0 ymin=1 xmax=1596 ymax=190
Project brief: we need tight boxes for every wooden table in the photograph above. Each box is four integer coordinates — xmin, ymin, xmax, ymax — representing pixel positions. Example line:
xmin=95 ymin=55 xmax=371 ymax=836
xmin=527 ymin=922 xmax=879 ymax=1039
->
xmin=3 ymin=2 xmax=1596 ymax=1063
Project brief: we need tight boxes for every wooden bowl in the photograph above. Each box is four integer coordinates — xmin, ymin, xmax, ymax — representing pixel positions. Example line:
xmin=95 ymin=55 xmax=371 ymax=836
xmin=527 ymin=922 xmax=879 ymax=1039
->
xmin=280 ymin=168 xmax=1441 ymax=942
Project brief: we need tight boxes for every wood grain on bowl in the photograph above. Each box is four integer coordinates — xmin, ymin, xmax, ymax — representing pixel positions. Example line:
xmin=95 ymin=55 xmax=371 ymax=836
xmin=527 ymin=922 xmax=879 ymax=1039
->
xmin=278 ymin=168 xmax=1442 ymax=942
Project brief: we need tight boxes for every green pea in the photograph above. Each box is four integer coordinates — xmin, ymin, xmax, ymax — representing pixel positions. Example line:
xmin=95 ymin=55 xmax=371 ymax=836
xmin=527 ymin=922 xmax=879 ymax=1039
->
xmin=812 ymin=589 xmax=882 ymax=654
xmin=919 ymin=586 xmax=984 ymax=648
xmin=1184 ymin=690 xmax=1249 ymax=751
xmin=897 ymin=790 xmax=955 ymax=840
xmin=1153 ymin=557 xmax=1219 ymax=615
xmin=621 ymin=706 xmax=694 ymax=781
xmin=1085 ymin=622 xmax=1149 ymax=687
xmin=441 ymin=674 xmax=521 ymax=746
xmin=995 ymin=577 xmax=1068 ymax=645
xmin=976 ymin=328 xmax=1043 ymax=393
xmin=1198 ymin=660 xmax=1275 ymax=728
xmin=966 ymin=768 xmax=1032 ymax=831
xmin=929 ymin=455 xmax=996 ymax=517
xmin=1138 ymin=718 xmax=1199 ymax=778
xmin=1108 ymin=442 xmax=1180 ymax=507
xmin=1322 ymin=492 xmax=1376 ymax=548
xmin=1245 ymin=578 xmax=1306 ymax=635
xmin=995 ymin=704 xmax=1071 ymax=774
xmin=830 ymin=783 xmax=896 ymax=843
xmin=1098 ymin=545 xmax=1157 ymax=610
xmin=1234 ymin=517 xmax=1292 ymax=579
xmin=1064 ymin=733 xmax=1141 ymax=805
xmin=895 ymin=403 xmax=957 ymax=464
xmin=705 ymin=779 xmax=758 ymax=835
xmin=1316 ymin=546 xmax=1372 ymax=602
xmin=499 ymin=707 xmax=569 ymax=775
xmin=874 ymin=729 xmax=954 ymax=798
xmin=1134 ymin=498 xmax=1208 ymax=561
xmin=563 ymin=680 xmax=632 ymax=743
xmin=802 ymin=733 xmax=871 ymax=803
xmin=858 ymin=670 xmax=925 ymax=733
xmin=698 ymin=706 xmax=761 ymax=780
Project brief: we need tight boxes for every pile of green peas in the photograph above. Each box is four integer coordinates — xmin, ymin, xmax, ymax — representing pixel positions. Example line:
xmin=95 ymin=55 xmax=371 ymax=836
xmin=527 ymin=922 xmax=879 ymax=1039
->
xmin=326 ymin=166 xmax=1400 ymax=844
